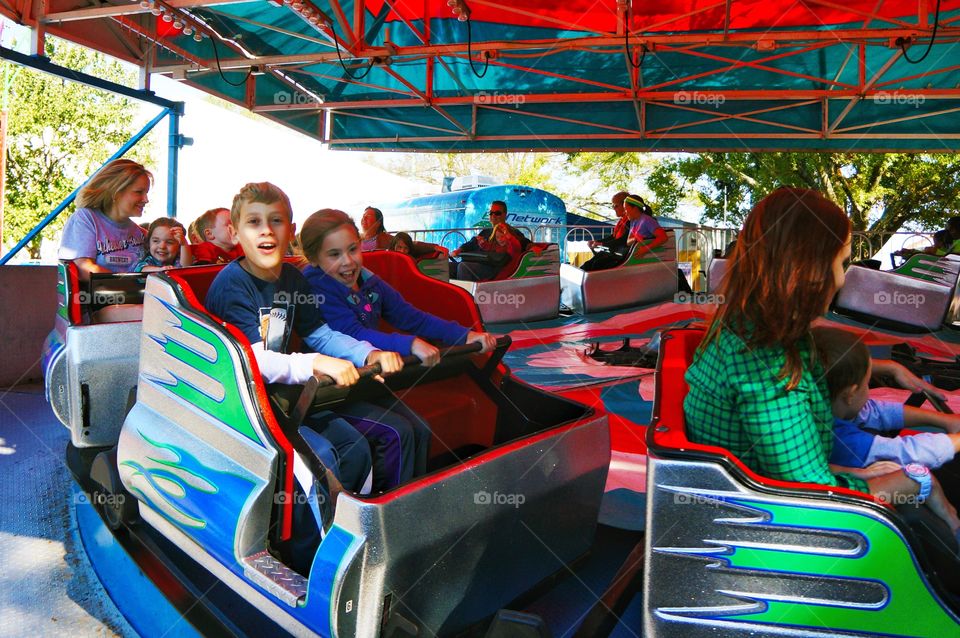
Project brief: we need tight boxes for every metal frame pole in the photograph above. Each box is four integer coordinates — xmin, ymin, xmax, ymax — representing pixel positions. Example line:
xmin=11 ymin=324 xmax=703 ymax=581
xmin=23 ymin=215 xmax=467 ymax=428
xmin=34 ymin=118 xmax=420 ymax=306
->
xmin=167 ymin=104 xmax=184 ymax=218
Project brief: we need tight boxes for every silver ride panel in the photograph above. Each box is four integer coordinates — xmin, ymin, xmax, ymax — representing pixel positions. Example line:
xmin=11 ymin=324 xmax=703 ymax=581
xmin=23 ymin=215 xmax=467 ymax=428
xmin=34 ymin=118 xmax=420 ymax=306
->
xmin=560 ymin=231 xmax=678 ymax=314
xmin=46 ymin=321 xmax=141 ymax=448
xmin=644 ymin=457 xmax=959 ymax=637
xmin=834 ymin=256 xmax=960 ymax=331
xmin=452 ymin=244 xmax=561 ymax=323
xmin=453 ymin=275 xmax=560 ymax=323
xmin=332 ymin=412 xmax=610 ymax=637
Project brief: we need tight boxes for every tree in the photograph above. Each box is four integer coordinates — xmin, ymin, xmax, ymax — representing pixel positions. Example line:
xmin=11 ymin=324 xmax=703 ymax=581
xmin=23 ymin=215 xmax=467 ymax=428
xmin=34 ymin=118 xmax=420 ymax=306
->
xmin=560 ymin=152 xmax=663 ymax=217
xmin=644 ymin=152 xmax=960 ymax=234
xmin=3 ymin=37 xmax=155 ymax=258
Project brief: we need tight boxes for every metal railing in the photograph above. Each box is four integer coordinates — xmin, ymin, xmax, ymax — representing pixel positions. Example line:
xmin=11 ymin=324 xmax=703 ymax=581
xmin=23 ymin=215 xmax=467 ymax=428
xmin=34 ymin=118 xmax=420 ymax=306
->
xmin=398 ymin=224 xmax=938 ymax=290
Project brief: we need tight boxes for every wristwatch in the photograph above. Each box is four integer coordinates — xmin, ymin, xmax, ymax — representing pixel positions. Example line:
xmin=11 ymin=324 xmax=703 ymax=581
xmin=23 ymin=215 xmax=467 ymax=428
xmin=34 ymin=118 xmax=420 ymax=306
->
xmin=904 ymin=463 xmax=932 ymax=503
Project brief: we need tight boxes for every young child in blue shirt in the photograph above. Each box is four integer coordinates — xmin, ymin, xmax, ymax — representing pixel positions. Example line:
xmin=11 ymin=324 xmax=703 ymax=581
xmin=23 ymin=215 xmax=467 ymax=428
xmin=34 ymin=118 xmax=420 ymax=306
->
xmin=299 ymin=208 xmax=497 ymax=365
xmin=205 ymin=183 xmax=404 ymax=500
xmin=298 ymin=209 xmax=497 ymax=489
xmin=812 ymin=326 xmax=960 ymax=471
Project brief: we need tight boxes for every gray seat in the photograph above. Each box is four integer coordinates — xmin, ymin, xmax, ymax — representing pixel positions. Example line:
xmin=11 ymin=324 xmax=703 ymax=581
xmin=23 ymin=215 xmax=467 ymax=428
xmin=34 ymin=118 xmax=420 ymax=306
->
xmin=834 ymin=254 xmax=960 ymax=331
xmin=560 ymin=230 xmax=678 ymax=314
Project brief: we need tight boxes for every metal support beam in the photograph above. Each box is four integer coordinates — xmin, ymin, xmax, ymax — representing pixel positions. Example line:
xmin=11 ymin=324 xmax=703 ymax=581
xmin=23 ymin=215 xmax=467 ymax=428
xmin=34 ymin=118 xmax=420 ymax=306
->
xmin=42 ymin=0 xmax=236 ymax=23
xmin=150 ymin=26 xmax=960 ymax=73
xmin=29 ymin=0 xmax=45 ymax=55
xmin=167 ymin=107 xmax=191 ymax=219
xmin=0 ymin=109 xmax=173 ymax=265
xmin=0 ymin=44 xmax=180 ymax=110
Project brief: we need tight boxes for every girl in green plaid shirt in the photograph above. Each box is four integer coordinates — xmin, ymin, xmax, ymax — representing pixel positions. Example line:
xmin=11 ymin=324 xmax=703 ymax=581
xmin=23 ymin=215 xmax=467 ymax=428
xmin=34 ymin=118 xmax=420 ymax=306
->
xmin=684 ymin=187 xmax=960 ymax=539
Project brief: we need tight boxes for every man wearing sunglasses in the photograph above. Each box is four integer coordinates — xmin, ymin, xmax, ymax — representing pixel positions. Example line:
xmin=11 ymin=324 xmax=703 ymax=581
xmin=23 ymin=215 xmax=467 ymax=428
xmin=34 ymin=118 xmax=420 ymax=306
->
xmin=450 ymin=200 xmax=531 ymax=280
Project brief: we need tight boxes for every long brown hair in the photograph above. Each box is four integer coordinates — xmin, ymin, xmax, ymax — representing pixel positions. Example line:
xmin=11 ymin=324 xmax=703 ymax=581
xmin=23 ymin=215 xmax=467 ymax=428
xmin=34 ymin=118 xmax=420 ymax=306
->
xmin=706 ymin=187 xmax=850 ymax=389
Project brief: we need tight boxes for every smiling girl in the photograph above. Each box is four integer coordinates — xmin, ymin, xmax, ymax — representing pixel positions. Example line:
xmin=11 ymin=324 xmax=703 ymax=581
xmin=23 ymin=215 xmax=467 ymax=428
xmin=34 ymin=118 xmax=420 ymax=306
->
xmin=300 ymin=209 xmax=496 ymax=366
xmin=135 ymin=218 xmax=194 ymax=271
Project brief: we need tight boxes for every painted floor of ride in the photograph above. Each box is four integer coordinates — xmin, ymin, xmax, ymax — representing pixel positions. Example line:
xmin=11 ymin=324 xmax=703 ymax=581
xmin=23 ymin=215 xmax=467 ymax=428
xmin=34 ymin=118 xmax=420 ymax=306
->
xmin=492 ymin=299 xmax=960 ymax=533
xmin=0 ymin=386 xmax=134 ymax=637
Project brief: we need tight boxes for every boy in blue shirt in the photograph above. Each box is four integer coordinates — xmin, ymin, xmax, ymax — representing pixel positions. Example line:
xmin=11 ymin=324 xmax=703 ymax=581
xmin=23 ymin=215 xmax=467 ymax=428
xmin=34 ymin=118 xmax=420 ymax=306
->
xmin=812 ymin=327 xmax=960 ymax=470
xmin=206 ymin=182 xmax=404 ymax=498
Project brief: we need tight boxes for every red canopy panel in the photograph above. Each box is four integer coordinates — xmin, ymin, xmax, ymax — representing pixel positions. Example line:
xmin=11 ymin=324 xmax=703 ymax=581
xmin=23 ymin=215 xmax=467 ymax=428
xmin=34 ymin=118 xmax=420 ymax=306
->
xmin=365 ymin=0 xmax=958 ymax=34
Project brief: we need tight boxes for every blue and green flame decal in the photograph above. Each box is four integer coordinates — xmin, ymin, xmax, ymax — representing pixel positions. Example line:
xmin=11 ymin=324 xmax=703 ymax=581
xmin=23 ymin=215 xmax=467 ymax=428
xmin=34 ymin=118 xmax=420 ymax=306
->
xmin=122 ymin=432 xmax=256 ymax=545
xmin=657 ymin=492 xmax=959 ymax=635
xmin=57 ymin=263 xmax=69 ymax=321
xmin=145 ymin=297 xmax=261 ymax=444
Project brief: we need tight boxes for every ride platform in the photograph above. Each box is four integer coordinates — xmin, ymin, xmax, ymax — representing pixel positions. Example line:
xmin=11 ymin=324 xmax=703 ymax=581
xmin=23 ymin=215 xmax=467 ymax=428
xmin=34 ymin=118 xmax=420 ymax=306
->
xmin=0 ymin=385 xmax=134 ymax=637
xmin=12 ymin=291 xmax=960 ymax=637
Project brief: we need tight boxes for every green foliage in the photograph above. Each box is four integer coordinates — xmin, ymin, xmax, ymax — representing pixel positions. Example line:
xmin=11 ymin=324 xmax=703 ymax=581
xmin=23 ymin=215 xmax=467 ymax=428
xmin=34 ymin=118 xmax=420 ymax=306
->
xmin=645 ymin=152 xmax=960 ymax=233
xmin=3 ymin=37 xmax=155 ymax=258
xmin=559 ymin=152 xmax=660 ymax=216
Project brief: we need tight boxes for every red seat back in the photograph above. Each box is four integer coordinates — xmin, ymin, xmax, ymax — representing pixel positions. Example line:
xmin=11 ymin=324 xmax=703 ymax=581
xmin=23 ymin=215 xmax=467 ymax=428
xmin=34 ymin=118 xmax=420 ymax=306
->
xmin=167 ymin=264 xmax=225 ymax=306
xmin=649 ymin=327 xmax=882 ymax=504
xmin=363 ymin=250 xmax=483 ymax=331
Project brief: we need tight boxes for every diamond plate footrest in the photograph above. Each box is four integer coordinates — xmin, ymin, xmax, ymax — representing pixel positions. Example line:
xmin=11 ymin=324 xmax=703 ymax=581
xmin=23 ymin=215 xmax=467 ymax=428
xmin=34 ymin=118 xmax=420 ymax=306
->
xmin=242 ymin=550 xmax=308 ymax=607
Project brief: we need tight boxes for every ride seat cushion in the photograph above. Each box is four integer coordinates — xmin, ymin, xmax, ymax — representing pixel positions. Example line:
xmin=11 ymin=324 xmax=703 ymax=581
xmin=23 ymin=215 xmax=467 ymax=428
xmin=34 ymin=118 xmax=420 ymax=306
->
xmin=90 ymin=304 xmax=145 ymax=323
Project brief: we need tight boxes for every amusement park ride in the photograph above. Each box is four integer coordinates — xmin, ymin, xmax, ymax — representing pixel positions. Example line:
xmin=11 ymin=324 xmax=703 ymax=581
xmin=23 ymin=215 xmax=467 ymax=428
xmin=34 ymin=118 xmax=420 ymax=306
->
xmin=8 ymin=0 xmax=960 ymax=636
xmin=40 ymin=240 xmax=960 ymax=636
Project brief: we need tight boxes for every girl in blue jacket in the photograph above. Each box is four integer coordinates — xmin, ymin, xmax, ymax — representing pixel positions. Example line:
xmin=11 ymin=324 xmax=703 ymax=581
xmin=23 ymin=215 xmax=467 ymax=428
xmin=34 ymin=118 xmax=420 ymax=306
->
xmin=299 ymin=209 xmax=497 ymax=365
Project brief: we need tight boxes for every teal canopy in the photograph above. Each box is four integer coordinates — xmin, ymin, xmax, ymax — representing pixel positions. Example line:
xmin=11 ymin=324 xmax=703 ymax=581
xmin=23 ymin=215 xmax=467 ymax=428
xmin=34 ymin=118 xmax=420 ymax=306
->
xmin=9 ymin=1 xmax=960 ymax=151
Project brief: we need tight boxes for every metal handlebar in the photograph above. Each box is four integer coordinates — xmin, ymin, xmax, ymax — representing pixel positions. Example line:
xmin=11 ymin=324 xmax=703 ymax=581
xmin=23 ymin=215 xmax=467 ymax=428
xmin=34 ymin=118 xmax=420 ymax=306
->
xmin=314 ymin=338 xmax=505 ymax=389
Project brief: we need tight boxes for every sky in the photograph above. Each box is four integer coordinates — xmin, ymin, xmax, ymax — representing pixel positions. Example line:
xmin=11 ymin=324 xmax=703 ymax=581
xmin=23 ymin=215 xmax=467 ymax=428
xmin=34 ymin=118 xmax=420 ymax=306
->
xmin=139 ymin=76 xmax=436 ymax=229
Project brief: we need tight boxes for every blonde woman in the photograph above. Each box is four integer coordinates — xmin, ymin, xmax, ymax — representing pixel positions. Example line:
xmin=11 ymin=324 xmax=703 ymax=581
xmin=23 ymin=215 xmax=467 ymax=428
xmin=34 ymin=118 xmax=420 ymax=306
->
xmin=58 ymin=159 xmax=152 ymax=278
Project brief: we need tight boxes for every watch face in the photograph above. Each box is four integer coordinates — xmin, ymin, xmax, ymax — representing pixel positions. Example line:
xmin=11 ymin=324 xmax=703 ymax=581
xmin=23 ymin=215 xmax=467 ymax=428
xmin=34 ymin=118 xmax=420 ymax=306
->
xmin=905 ymin=463 xmax=931 ymax=478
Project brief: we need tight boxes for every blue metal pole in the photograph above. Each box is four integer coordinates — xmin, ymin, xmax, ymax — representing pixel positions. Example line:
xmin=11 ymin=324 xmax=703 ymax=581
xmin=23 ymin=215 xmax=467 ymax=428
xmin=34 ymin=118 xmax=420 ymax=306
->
xmin=167 ymin=107 xmax=180 ymax=218
xmin=0 ymin=107 xmax=172 ymax=265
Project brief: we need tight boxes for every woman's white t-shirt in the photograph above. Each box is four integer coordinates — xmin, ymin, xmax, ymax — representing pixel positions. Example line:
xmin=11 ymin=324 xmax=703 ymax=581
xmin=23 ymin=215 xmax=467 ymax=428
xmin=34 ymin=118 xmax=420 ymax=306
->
xmin=58 ymin=207 xmax=145 ymax=272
